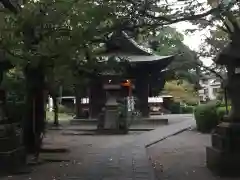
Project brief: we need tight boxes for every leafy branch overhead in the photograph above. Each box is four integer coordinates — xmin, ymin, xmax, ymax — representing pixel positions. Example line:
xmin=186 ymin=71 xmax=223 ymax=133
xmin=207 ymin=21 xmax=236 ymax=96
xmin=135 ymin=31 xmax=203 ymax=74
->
xmin=0 ymin=0 xmax=235 ymax=89
xmin=0 ymin=0 xmax=234 ymax=153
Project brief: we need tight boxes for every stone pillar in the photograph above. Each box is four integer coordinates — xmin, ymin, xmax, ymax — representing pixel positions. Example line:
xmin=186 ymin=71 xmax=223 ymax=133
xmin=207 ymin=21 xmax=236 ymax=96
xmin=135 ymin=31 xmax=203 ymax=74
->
xmin=206 ymin=65 xmax=240 ymax=176
xmin=135 ymin=72 xmax=149 ymax=117
xmin=103 ymin=89 xmax=119 ymax=129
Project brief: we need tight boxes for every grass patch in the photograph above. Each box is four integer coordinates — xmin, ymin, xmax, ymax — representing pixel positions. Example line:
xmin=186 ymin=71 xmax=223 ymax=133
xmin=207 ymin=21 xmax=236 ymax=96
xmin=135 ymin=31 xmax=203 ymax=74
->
xmin=46 ymin=111 xmax=73 ymax=123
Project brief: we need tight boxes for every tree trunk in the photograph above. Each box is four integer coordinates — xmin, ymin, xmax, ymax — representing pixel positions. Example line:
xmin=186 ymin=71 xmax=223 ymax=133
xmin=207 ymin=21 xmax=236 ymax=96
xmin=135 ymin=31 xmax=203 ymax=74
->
xmin=89 ymin=80 xmax=105 ymax=119
xmin=0 ymin=70 xmax=3 ymax=85
xmin=75 ymin=85 xmax=82 ymax=119
xmin=23 ymin=65 xmax=46 ymax=153
xmin=135 ymin=71 xmax=150 ymax=117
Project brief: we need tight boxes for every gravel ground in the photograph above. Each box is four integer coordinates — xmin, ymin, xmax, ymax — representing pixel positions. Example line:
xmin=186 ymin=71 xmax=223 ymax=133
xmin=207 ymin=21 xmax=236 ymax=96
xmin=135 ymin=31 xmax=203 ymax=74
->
xmin=147 ymin=130 xmax=238 ymax=180
xmin=1 ymin=114 xmax=195 ymax=180
xmin=2 ymin=131 xmax=142 ymax=180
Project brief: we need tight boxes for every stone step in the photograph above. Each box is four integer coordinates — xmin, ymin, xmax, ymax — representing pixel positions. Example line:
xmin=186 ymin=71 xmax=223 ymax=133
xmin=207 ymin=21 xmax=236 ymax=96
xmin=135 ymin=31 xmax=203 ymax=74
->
xmin=131 ymin=118 xmax=168 ymax=125
xmin=70 ymin=118 xmax=168 ymax=125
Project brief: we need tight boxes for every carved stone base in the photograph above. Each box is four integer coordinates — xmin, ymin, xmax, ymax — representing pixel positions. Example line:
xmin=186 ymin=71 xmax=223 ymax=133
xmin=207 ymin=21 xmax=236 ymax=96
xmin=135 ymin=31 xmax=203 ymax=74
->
xmin=206 ymin=122 xmax=240 ymax=176
xmin=0 ymin=146 xmax=26 ymax=172
xmin=104 ymin=108 xmax=118 ymax=129
xmin=0 ymin=135 xmax=21 ymax=152
xmin=0 ymin=124 xmax=26 ymax=174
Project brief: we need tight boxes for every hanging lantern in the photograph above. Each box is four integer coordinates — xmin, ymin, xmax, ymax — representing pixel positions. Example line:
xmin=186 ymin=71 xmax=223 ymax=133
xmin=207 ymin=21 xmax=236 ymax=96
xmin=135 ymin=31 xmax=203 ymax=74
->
xmin=121 ymin=79 xmax=131 ymax=87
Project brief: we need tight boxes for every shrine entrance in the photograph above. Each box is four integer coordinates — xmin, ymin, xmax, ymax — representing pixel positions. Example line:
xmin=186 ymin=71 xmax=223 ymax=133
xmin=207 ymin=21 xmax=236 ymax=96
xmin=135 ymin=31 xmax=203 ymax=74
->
xmin=75 ymin=31 xmax=175 ymax=132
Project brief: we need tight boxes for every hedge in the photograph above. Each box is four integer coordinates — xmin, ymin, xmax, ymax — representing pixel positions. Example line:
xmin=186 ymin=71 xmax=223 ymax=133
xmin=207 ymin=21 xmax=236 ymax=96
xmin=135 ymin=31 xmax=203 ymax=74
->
xmin=216 ymin=106 xmax=231 ymax=120
xmin=181 ymin=105 xmax=194 ymax=114
xmin=194 ymin=102 xmax=220 ymax=133
xmin=168 ymin=102 xmax=181 ymax=114
xmin=194 ymin=101 xmax=231 ymax=133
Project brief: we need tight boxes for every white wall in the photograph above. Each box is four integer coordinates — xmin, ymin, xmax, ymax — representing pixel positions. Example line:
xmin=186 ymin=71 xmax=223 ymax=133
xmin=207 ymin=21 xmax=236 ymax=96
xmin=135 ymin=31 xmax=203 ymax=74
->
xmin=199 ymin=78 xmax=221 ymax=101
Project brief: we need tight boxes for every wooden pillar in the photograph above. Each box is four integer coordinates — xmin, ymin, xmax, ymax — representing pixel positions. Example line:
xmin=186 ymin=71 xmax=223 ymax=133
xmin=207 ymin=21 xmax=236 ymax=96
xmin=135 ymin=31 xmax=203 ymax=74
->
xmin=135 ymin=72 xmax=149 ymax=117
xmin=75 ymin=85 xmax=82 ymax=119
xmin=89 ymin=79 xmax=105 ymax=119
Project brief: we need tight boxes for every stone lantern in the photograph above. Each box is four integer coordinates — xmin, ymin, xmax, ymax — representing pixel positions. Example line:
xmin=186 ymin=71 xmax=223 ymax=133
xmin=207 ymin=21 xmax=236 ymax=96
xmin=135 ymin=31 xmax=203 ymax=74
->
xmin=97 ymin=72 xmax=129 ymax=133
xmin=206 ymin=35 xmax=240 ymax=176
xmin=103 ymin=75 xmax=121 ymax=130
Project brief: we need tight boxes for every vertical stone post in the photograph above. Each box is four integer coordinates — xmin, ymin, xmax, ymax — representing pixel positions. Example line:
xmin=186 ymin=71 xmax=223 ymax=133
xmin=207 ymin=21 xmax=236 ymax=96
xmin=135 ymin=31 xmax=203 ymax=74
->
xmin=135 ymin=71 xmax=149 ymax=117
xmin=206 ymin=43 xmax=240 ymax=176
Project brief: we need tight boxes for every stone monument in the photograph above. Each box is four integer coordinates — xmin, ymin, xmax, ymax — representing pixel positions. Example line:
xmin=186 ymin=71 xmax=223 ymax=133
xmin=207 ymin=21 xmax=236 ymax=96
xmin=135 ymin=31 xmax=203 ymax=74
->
xmin=206 ymin=31 xmax=240 ymax=176
xmin=0 ymin=59 xmax=26 ymax=174
xmin=104 ymin=86 xmax=120 ymax=129
xmin=0 ymin=89 xmax=26 ymax=173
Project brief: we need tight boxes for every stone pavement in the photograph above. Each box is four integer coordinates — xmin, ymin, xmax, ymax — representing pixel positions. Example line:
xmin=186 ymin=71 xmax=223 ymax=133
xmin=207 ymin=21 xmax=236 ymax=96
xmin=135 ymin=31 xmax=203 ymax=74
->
xmin=147 ymin=129 xmax=238 ymax=180
xmin=2 ymin=114 xmax=195 ymax=180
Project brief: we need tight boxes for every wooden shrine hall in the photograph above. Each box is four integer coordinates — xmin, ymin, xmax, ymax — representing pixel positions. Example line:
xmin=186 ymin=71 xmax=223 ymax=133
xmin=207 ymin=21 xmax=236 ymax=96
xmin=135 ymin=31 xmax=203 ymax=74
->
xmin=88 ymin=31 xmax=175 ymax=118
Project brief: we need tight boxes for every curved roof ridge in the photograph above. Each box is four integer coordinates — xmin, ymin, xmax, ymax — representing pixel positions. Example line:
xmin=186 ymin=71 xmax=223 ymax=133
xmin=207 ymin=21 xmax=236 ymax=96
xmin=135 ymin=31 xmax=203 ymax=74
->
xmin=121 ymin=31 xmax=153 ymax=56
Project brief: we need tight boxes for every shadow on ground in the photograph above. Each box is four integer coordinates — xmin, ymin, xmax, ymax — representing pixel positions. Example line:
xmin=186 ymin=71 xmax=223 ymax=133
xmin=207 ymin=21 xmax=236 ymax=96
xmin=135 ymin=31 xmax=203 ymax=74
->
xmin=147 ymin=129 xmax=238 ymax=180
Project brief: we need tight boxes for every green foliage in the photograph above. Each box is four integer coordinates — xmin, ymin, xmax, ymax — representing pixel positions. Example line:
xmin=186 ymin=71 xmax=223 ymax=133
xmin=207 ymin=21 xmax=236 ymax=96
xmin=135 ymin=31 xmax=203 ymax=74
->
xmin=140 ymin=27 xmax=184 ymax=54
xmin=181 ymin=105 xmax=194 ymax=114
xmin=169 ymin=102 xmax=194 ymax=114
xmin=168 ymin=102 xmax=181 ymax=114
xmin=194 ymin=100 xmax=230 ymax=133
xmin=194 ymin=102 xmax=220 ymax=133
xmin=186 ymin=101 xmax=198 ymax=106
xmin=162 ymin=80 xmax=199 ymax=105
xmin=1 ymin=0 xmax=230 ymax=127
xmin=2 ymin=68 xmax=25 ymax=101
xmin=216 ymin=106 xmax=231 ymax=120
xmin=139 ymin=27 xmax=200 ymax=85
xmin=0 ymin=0 xmax=216 ymax=104
xmin=200 ymin=28 xmax=229 ymax=59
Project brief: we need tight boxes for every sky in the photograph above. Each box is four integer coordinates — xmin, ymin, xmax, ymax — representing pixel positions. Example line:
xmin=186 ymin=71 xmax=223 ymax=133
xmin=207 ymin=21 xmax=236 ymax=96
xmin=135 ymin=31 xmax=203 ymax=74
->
xmin=172 ymin=22 xmax=213 ymax=66
xmin=165 ymin=0 xmax=214 ymax=66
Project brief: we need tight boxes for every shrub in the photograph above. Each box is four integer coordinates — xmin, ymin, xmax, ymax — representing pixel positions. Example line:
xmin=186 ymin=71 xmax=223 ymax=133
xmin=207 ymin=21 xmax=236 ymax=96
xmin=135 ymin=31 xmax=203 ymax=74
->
xmin=216 ymin=106 xmax=231 ymax=121
xmin=194 ymin=102 xmax=220 ymax=133
xmin=186 ymin=102 xmax=198 ymax=106
xmin=168 ymin=102 xmax=181 ymax=114
xmin=181 ymin=105 xmax=194 ymax=114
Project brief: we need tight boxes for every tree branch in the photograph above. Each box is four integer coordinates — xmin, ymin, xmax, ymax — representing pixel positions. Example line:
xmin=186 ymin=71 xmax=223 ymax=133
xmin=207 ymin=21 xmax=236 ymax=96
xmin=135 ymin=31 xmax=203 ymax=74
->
xmin=0 ymin=45 xmax=26 ymax=61
xmin=0 ymin=0 xmax=20 ymax=14
xmin=145 ymin=7 xmax=219 ymax=25
xmin=196 ymin=61 xmax=224 ymax=80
